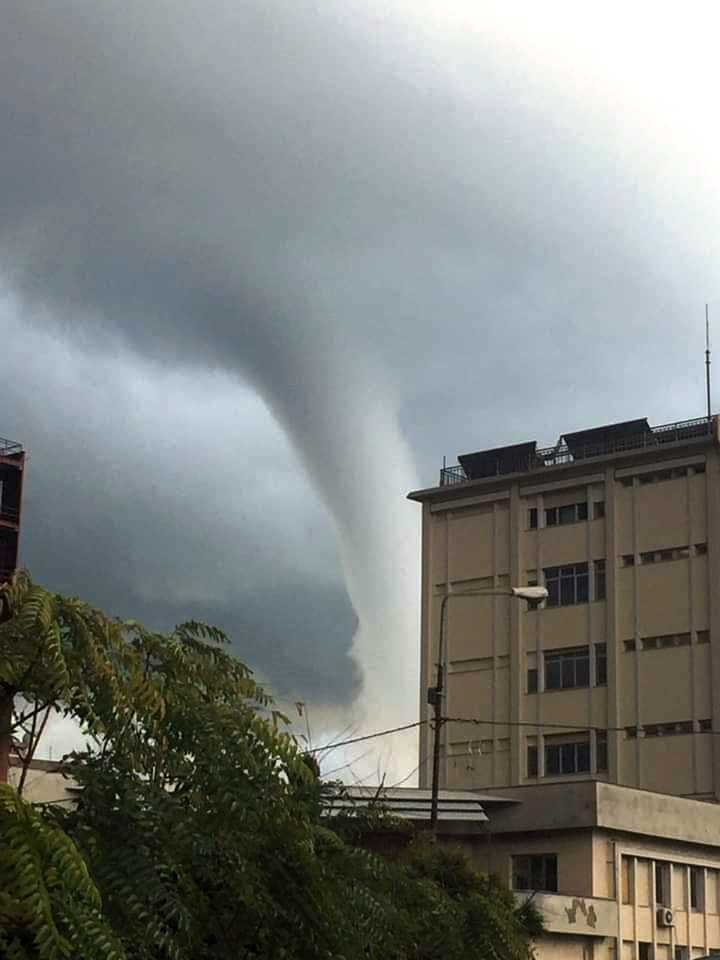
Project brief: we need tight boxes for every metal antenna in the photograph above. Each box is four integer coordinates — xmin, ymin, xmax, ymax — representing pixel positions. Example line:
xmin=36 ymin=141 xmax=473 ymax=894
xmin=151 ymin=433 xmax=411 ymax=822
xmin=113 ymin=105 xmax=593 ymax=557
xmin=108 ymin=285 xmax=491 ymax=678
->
xmin=706 ymin=304 xmax=712 ymax=420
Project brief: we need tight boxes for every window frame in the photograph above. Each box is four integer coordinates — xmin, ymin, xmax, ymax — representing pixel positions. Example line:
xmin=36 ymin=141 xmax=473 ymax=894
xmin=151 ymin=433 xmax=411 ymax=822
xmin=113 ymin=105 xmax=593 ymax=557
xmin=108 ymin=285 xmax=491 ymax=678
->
xmin=512 ymin=854 xmax=558 ymax=893
xmin=544 ymin=735 xmax=591 ymax=776
xmin=544 ymin=647 xmax=590 ymax=691
xmin=544 ymin=563 xmax=589 ymax=607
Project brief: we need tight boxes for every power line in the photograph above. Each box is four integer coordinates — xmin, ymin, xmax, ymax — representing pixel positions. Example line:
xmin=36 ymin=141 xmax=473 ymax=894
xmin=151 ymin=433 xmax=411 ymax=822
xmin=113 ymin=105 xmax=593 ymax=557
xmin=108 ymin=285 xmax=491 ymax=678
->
xmin=304 ymin=720 xmax=426 ymax=755
xmin=445 ymin=715 xmax=720 ymax=736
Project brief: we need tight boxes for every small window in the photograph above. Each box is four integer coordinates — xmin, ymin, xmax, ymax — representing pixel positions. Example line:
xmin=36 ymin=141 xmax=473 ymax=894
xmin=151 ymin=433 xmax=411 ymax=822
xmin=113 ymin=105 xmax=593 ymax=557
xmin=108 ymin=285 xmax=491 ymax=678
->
xmin=528 ymin=508 xmax=538 ymax=530
xmin=512 ymin=854 xmax=558 ymax=892
xmin=596 ymin=731 xmax=608 ymax=772
xmin=594 ymin=560 xmax=606 ymax=601
xmin=659 ymin=549 xmax=674 ymax=562
xmin=694 ymin=463 xmax=706 ymax=475
xmin=639 ymin=943 xmax=653 ymax=960
xmin=546 ymin=507 xmax=558 ymax=526
xmin=544 ymin=736 xmax=591 ymax=775
xmin=697 ymin=630 xmax=710 ymax=644
xmin=642 ymin=637 xmax=659 ymax=650
xmin=527 ymin=745 xmax=538 ymax=778
xmin=558 ymin=503 xmax=576 ymax=524
xmin=696 ymin=543 xmax=708 ymax=556
xmin=626 ymin=726 xmax=638 ymax=739
xmin=527 ymin=669 xmax=538 ymax=694
xmin=676 ymin=546 xmax=690 ymax=559
xmin=593 ymin=501 xmax=605 ymax=519
xmin=624 ymin=639 xmax=636 ymax=652
xmin=620 ymin=476 xmax=634 ymax=487
xmin=577 ymin=501 xmax=588 ymax=522
xmin=640 ymin=551 xmax=656 ymax=564
xmin=595 ymin=644 xmax=607 ymax=686
xmin=621 ymin=554 xmax=635 ymax=567
xmin=639 ymin=474 xmax=654 ymax=485
xmin=656 ymin=861 xmax=670 ymax=906
xmin=690 ymin=867 xmax=705 ymax=911
xmin=700 ymin=719 xmax=712 ymax=732
xmin=674 ymin=947 xmax=688 ymax=960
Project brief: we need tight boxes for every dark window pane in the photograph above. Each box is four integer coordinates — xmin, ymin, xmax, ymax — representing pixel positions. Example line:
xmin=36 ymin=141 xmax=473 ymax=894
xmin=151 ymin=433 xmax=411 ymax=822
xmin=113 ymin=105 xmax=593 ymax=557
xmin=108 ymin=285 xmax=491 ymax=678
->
xmin=546 ymin=508 xmax=557 ymax=526
xmin=527 ymin=669 xmax=538 ymax=694
xmin=546 ymin=580 xmax=559 ymax=606
xmin=545 ymin=659 xmax=561 ymax=690
xmin=576 ymin=742 xmax=590 ymax=772
xmin=527 ymin=746 xmax=538 ymax=777
xmin=595 ymin=568 xmax=606 ymax=601
xmin=596 ymin=646 xmax=607 ymax=685
xmin=544 ymin=856 xmax=558 ymax=892
xmin=529 ymin=508 xmax=538 ymax=529
xmin=575 ymin=654 xmax=590 ymax=687
xmin=530 ymin=857 xmax=545 ymax=889
xmin=560 ymin=743 xmax=576 ymax=773
xmin=577 ymin=501 xmax=588 ymax=521
xmin=561 ymin=658 xmax=575 ymax=689
xmin=576 ymin=572 xmax=589 ymax=603
xmin=513 ymin=857 xmax=530 ymax=890
xmin=560 ymin=576 xmax=575 ymax=605
xmin=596 ymin=735 xmax=608 ymax=772
xmin=545 ymin=745 xmax=561 ymax=775
xmin=594 ymin=501 xmax=606 ymax=519
xmin=559 ymin=504 xmax=576 ymax=525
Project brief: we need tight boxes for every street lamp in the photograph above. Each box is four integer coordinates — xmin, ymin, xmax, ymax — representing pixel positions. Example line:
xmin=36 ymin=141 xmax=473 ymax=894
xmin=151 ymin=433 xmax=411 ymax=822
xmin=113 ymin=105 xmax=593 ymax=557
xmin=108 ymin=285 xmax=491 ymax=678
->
xmin=428 ymin=585 xmax=548 ymax=833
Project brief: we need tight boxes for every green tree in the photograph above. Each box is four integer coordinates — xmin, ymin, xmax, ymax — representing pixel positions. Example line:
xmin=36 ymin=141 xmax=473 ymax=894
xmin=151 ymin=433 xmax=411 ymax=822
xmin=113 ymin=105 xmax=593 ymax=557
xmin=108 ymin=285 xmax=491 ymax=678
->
xmin=0 ymin=572 xmax=541 ymax=960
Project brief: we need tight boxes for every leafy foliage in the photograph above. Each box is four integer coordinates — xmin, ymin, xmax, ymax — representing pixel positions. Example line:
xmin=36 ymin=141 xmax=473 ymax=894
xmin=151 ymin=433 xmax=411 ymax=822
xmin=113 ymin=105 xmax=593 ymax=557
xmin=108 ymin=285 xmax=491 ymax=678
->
xmin=0 ymin=573 xmax=541 ymax=960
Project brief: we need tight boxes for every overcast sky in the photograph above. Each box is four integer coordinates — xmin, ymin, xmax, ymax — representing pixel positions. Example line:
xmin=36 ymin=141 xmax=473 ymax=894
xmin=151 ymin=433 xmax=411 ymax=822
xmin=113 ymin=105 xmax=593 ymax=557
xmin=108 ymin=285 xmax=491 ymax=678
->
xmin=1 ymin=1 xmax=718 ymax=778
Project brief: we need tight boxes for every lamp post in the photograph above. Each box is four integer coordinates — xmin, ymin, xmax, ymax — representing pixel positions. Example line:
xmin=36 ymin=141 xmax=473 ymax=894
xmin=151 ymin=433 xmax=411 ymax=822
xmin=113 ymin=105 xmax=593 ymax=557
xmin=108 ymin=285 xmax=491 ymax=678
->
xmin=428 ymin=585 xmax=548 ymax=834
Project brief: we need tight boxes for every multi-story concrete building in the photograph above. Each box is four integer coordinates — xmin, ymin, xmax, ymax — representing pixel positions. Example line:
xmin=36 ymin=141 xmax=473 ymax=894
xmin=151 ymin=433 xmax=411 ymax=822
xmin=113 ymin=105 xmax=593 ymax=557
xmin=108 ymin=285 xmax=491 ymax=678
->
xmin=408 ymin=415 xmax=720 ymax=802
xmin=0 ymin=434 xmax=25 ymax=584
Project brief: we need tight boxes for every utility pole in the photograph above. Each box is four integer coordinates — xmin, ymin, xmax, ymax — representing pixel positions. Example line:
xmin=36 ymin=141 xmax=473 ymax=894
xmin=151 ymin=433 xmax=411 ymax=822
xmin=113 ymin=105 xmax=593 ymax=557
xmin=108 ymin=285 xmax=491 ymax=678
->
xmin=427 ymin=586 xmax=547 ymax=836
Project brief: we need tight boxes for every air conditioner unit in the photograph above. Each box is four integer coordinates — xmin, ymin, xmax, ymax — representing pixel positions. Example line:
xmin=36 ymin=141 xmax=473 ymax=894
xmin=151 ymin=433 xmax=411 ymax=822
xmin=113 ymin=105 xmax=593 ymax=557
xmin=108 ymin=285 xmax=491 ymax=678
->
xmin=657 ymin=907 xmax=674 ymax=927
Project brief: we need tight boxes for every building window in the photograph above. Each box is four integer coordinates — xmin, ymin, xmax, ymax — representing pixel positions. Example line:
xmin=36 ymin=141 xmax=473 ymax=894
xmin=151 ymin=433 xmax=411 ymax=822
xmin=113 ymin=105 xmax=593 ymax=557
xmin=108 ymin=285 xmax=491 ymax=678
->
xmin=655 ymin=862 xmax=670 ymax=906
xmin=512 ymin=854 xmax=558 ymax=892
xmin=620 ymin=476 xmax=634 ymax=487
xmin=594 ymin=560 xmax=606 ymax=600
xmin=674 ymin=948 xmax=688 ymax=960
xmin=642 ymin=633 xmax=691 ymax=650
xmin=697 ymin=630 xmax=710 ymax=644
xmin=621 ymin=554 xmax=635 ymax=567
xmin=625 ymin=726 xmax=638 ymax=739
xmin=639 ymin=943 xmax=653 ymax=960
xmin=696 ymin=542 xmax=708 ymax=556
xmin=528 ymin=508 xmax=538 ymax=530
xmin=595 ymin=644 xmax=607 ymax=686
xmin=527 ymin=745 xmax=538 ymax=778
xmin=527 ymin=668 xmax=538 ymax=694
xmin=691 ymin=867 xmax=705 ymax=911
xmin=544 ymin=735 xmax=591 ymax=776
xmin=700 ymin=719 xmax=712 ymax=732
xmin=545 ymin=501 xmax=588 ymax=527
xmin=694 ymin=463 xmax=706 ymax=475
xmin=621 ymin=856 xmax=634 ymax=904
xmin=596 ymin=731 xmax=608 ymax=772
xmin=593 ymin=501 xmax=605 ymax=519
xmin=544 ymin=647 xmax=590 ymax=691
xmin=639 ymin=546 xmax=691 ymax=564
xmin=624 ymin=639 xmax=636 ymax=652
xmin=544 ymin=564 xmax=589 ymax=607
xmin=643 ymin=721 xmax=694 ymax=738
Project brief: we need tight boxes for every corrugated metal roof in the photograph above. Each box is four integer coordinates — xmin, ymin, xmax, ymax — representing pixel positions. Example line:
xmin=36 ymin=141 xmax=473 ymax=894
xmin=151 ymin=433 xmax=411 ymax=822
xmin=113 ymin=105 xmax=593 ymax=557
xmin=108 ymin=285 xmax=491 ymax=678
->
xmin=327 ymin=786 xmax=490 ymax=824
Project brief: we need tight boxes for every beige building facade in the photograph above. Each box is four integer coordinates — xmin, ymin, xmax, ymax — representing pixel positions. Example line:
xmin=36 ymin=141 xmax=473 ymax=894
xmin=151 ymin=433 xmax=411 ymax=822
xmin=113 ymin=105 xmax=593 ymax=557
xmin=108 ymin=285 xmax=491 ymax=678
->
xmin=476 ymin=780 xmax=720 ymax=960
xmin=408 ymin=415 xmax=720 ymax=801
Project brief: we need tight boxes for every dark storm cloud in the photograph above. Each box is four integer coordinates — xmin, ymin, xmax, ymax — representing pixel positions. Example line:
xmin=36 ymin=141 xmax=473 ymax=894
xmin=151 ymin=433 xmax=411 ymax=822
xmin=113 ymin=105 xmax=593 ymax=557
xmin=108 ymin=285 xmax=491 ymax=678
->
xmin=1 ymin=2 xmax=718 ymax=758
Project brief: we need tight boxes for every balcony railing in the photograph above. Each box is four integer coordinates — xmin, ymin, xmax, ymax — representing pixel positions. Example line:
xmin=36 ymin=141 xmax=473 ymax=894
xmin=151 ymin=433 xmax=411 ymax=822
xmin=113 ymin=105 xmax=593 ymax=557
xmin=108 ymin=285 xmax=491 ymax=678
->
xmin=0 ymin=437 xmax=23 ymax=457
xmin=440 ymin=416 xmax=713 ymax=486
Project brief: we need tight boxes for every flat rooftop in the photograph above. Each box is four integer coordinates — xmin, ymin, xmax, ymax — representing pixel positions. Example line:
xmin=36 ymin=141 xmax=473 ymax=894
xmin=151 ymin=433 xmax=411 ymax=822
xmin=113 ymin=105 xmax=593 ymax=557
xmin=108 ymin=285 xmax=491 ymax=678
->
xmin=409 ymin=414 xmax=714 ymax=499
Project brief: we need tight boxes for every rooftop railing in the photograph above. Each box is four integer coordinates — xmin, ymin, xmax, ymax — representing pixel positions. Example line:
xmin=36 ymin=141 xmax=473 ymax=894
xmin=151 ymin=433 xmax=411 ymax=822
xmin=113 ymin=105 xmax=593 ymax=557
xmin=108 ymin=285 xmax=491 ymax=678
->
xmin=0 ymin=437 xmax=23 ymax=457
xmin=439 ymin=416 xmax=713 ymax=486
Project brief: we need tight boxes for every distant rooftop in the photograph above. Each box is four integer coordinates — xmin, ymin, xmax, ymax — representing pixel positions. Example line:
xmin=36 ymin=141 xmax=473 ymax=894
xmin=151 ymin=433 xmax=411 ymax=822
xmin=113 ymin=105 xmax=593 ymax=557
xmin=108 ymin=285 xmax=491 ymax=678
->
xmin=436 ymin=415 xmax=713 ymax=488
xmin=0 ymin=436 xmax=23 ymax=457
